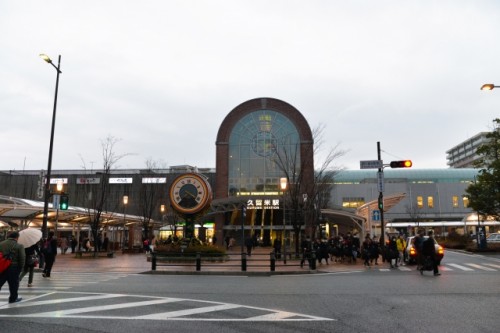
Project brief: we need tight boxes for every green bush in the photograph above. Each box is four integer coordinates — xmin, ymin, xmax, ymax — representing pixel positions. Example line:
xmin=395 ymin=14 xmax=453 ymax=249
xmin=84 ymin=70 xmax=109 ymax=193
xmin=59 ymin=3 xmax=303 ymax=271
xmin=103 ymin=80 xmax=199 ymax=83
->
xmin=436 ymin=234 xmax=468 ymax=249
xmin=155 ymin=242 xmax=226 ymax=256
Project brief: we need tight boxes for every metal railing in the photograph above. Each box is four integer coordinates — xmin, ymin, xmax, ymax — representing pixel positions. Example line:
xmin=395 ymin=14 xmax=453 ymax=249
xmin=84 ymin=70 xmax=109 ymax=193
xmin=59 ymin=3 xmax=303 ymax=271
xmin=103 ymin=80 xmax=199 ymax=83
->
xmin=151 ymin=250 xmax=317 ymax=272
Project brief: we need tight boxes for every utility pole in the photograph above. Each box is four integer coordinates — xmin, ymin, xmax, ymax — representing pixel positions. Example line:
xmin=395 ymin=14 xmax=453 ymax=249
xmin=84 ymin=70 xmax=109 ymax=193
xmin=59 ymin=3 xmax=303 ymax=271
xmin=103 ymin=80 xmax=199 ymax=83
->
xmin=377 ymin=141 xmax=385 ymax=247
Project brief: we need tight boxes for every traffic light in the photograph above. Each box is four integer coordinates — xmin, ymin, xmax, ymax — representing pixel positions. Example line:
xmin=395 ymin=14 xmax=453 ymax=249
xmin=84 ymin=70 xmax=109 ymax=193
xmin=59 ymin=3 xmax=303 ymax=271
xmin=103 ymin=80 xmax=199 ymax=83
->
xmin=60 ymin=194 xmax=69 ymax=210
xmin=390 ymin=160 xmax=412 ymax=168
xmin=378 ymin=197 xmax=384 ymax=210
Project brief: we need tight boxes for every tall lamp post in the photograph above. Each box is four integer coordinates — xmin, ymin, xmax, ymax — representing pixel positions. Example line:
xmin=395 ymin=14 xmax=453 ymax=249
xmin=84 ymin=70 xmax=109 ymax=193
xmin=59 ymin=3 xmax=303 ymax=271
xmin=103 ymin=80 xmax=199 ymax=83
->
xmin=122 ymin=195 xmax=128 ymax=250
xmin=280 ymin=177 xmax=287 ymax=263
xmin=40 ymin=54 xmax=62 ymax=239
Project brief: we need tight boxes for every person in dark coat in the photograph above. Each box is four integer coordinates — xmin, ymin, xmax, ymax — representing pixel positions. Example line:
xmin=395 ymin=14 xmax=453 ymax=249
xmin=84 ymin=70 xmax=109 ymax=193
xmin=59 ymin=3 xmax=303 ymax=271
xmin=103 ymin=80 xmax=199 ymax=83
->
xmin=19 ymin=241 xmax=41 ymax=287
xmin=245 ymin=237 xmax=254 ymax=256
xmin=300 ymin=237 xmax=312 ymax=268
xmin=0 ymin=231 xmax=25 ymax=303
xmin=273 ymin=238 xmax=282 ymax=259
xmin=388 ymin=236 xmax=398 ymax=268
xmin=42 ymin=231 xmax=58 ymax=278
xmin=421 ymin=230 xmax=440 ymax=276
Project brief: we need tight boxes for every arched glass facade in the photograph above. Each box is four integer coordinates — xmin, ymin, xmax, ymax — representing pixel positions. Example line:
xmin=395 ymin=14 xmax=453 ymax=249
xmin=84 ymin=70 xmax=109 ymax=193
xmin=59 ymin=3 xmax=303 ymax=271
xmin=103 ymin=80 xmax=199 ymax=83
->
xmin=228 ymin=110 xmax=300 ymax=196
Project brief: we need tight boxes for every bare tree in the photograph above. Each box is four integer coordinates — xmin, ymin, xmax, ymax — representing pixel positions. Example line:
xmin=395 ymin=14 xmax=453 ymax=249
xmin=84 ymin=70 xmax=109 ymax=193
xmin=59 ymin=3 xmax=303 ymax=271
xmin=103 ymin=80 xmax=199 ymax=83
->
xmin=273 ymin=124 xmax=346 ymax=253
xmin=138 ymin=158 xmax=168 ymax=240
xmin=81 ymin=136 xmax=128 ymax=254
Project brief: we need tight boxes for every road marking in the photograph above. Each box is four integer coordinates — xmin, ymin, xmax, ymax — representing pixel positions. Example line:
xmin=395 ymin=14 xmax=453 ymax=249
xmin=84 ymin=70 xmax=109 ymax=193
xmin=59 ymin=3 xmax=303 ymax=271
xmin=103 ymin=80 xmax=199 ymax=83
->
xmin=137 ymin=303 xmax=241 ymax=319
xmin=484 ymin=263 xmax=500 ymax=269
xmin=465 ymin=263 xmax=496 ymax=271
xmin=439 ymin=266 xmax=453 ymax=271
xmin=0 ymin=292 xmax=335 ymax=322
xmin=446 ymin=263 xmax=474 ymax=271
xmin=398 ymin=266 xmax=412 ymax=271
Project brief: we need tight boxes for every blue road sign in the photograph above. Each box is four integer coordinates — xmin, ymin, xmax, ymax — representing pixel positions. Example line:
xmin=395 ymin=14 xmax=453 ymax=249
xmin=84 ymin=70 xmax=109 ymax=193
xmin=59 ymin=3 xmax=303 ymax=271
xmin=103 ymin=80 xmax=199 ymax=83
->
xmin=372 ymin=210 xmax=380 ymax=221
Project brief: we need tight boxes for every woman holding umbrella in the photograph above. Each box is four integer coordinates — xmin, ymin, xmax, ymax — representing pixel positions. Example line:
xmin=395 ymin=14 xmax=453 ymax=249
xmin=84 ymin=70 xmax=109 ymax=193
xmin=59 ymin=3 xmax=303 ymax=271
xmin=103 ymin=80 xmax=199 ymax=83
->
xmin=18 ymin=228 xmax=42 ymax=287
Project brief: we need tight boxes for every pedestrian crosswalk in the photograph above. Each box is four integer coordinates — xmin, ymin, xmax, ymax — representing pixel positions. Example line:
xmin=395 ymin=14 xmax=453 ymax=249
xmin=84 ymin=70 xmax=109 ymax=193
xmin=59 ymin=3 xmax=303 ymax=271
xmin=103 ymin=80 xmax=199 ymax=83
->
xmin=0 ymin=272 xmax=129 ymax=301
xmin=0 ymin=291 xmax=334 ymax=322
xmin=375 ymin=262 xmax=500 ymax=273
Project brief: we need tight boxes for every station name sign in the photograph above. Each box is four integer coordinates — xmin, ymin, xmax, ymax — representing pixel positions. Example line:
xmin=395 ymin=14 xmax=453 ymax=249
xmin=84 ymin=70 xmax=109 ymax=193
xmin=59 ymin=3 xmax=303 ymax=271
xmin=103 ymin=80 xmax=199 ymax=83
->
xmin=246 ymin=199 xmax=280 ymax=210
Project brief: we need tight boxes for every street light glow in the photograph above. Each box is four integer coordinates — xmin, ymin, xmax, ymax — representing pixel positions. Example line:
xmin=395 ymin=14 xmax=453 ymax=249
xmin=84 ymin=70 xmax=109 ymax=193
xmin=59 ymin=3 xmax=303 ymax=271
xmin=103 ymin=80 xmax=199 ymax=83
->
xmin=39 ymin=53 xmax=52 ymax=63
xmin=480 ymin=83 xmax=498 ymax=90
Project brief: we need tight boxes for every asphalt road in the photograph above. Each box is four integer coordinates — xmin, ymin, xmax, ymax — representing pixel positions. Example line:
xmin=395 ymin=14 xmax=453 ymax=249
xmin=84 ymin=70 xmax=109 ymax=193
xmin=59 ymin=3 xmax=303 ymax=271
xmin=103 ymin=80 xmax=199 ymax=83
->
xmin=1 ymin=250 xmax=499 ymax=332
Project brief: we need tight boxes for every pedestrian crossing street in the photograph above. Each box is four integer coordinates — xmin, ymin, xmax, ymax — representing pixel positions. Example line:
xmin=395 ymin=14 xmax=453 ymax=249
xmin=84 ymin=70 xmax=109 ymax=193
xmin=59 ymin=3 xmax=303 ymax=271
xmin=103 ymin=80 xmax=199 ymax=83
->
xmin=377 ymin=261 xmax=500 ymax=272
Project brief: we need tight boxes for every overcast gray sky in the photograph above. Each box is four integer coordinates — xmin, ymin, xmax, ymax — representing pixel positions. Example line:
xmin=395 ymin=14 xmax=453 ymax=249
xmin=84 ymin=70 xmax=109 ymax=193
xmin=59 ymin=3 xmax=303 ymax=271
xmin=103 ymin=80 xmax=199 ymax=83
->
xmin=1 ymin=0 xmax=499 ymax=172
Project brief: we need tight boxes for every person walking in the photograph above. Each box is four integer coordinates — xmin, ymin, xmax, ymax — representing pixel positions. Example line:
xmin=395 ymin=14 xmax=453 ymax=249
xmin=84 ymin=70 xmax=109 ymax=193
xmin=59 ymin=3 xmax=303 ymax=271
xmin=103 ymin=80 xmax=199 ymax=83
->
xmin=60 ymin=236 xmax=68 ymax=255
xmin=245 ymin=236 xmax=254 ymax=256
xmin=0 ymin=231 xmax=25 ymax=303
xmin=70 ymin=236 xmax=77 ymax=253
xmin=362 ymin=234 xmax=372 ymax=267
xmin=300 ymin=237 xmax=312 ymax=268
xmin=396 ymin=234 xmax=407 ymax=266
xmin=273 ymin=237 xmax=282 ymax=259
xmin=421 ymin=230 xmax=440 ymax=276
xmin=369 ymin=236 xmax=380 ymax=265
xmin=413 ymin=229 xmax=425 ymax=270
xmin=388 ymin=236 xmax=398 ymax=268
xmin=42 ymin=231 xmax=58 ymax=278
xmin=19 ymin=242 xmax=41 ymax=287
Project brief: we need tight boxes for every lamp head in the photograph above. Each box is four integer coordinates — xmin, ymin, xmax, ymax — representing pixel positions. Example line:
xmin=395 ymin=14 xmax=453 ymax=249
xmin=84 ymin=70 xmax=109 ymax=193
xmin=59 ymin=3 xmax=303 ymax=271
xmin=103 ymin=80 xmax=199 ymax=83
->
xmin=280 ymin=177 xmax=287 ymax=190
xmin=481 ymin=84 xmax=495 ymax=91
xmin=39 ymin=54 xmax=52 ymax=64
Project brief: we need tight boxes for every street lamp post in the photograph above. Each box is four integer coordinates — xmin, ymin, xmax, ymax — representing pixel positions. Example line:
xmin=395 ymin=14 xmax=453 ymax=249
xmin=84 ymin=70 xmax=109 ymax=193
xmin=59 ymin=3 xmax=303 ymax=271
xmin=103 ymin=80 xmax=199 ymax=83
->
xmin=280 ymin=177 xmax=287 ymax=263
xmin=40 ymin=54 xmax=62 ymax=240
xmin=122 ymin=195 xmax=128 ymax=250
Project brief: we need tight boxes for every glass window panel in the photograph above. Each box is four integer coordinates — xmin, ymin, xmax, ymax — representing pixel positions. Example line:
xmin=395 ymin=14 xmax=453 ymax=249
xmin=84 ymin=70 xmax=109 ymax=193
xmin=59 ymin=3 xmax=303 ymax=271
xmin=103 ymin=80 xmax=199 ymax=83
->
xmin=427 ymin=196 xmax=434 ymax=208
xmin=417 ymin=196 xmax=423 ymax=208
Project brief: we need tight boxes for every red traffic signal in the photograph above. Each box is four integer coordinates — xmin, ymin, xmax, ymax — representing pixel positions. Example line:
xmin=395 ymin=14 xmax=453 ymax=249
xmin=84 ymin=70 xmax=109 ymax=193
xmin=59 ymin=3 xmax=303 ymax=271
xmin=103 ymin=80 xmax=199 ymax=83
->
xmin=390 ymin=160 xmax=412 ymax=168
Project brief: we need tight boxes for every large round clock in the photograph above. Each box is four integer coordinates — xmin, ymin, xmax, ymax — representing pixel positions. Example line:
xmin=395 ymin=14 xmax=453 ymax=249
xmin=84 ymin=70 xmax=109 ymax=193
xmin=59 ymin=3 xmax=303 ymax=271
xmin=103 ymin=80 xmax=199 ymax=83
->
xmin=169 ymin=173 xmax=212 ymax=214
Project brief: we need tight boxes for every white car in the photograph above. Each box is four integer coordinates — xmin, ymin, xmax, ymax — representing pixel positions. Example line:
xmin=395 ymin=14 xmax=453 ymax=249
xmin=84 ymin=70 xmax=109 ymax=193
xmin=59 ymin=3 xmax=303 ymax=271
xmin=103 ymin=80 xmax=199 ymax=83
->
xmin=405 ymin=236 xmax=444 ymax=265
xmin=486 ymin=233 xmax=500 ymax=243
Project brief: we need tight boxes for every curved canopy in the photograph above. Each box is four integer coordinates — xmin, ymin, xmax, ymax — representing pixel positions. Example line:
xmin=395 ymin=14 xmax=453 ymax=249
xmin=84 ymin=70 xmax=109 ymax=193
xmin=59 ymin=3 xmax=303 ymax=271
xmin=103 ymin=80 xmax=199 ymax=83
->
xmin=0 ymin=195 xmax=149 ymax=229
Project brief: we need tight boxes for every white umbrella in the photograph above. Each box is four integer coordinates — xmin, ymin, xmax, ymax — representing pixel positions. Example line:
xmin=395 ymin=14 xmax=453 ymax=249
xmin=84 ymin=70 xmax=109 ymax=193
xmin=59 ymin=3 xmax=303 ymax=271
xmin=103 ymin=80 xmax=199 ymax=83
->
xmin=18 ymin=228 xmax=42 ymax=248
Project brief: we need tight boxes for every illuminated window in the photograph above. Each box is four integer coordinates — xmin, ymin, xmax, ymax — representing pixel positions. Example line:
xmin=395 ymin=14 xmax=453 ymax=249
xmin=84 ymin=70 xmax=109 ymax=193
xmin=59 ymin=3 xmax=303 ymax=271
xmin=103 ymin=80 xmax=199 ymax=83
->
xmin=342 ymin=197 xmax=365 ymax=208
xmin=427 ymin=196 xmax=434 ymax=208
xmin=417 ymin=196 xmax=423 ymax=208
xmin=452 ymin=196 xmax=459 ymax=208
xmin=462 ymin=196 xmax=469 ymax=208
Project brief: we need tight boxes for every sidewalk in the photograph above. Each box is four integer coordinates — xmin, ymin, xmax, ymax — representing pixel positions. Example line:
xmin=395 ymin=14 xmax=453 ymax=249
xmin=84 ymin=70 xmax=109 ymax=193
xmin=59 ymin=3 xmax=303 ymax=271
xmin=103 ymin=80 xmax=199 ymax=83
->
xmin=48 ymin=247 xmax=368 ymax=275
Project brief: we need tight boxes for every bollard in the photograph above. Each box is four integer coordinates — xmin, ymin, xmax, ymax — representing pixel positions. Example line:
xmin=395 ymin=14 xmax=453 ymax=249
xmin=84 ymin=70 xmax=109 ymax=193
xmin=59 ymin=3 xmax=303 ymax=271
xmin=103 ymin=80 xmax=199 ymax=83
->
xmin=196 ymin=252 xmax=201 ymax=271
xmin=270 ymin=252 xmax=276 ymax=272
xmin=152 ymin=252 xmax=157 ymax=271
xmin=310 ymin=251 xmax=316 ymax=270
xmin=241 ymin=253 xmax=247 ymax=271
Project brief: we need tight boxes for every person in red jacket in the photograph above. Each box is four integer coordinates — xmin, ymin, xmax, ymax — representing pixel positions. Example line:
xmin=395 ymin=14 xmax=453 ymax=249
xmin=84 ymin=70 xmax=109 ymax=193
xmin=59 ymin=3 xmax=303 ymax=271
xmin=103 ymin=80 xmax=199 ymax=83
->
xmin=0 ymin=231 xmax=25 ymax=303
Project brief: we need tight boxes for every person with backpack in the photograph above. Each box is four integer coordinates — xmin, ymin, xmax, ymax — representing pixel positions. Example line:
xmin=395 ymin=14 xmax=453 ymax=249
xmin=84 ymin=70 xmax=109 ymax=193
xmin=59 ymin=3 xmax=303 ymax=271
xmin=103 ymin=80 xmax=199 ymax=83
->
xmin=421 ymin=230 xmax=440 ymax=276
xmin=42 ymin=231 xmax=58 ymax=278
xmin=0 ymin=231 xmax=25 ymax=303
xmin=19 ymin=241 xmax=41 ymax=287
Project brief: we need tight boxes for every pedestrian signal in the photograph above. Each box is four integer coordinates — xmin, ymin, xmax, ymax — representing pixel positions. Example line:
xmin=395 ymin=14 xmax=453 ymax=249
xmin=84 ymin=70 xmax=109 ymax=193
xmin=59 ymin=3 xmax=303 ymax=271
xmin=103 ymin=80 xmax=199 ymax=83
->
xmin=389 ymin=160 xmax=412 ymax=168
xmin=60 ymin=194 xmax=69 ymax=210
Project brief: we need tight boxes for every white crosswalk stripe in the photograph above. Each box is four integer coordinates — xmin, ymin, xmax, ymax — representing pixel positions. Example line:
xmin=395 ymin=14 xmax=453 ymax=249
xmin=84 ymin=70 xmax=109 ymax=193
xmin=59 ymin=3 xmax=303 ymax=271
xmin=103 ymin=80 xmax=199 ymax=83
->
xmin=446 ymin=263 xmax=474 ymax=271
xmin=464 ymin=263 xmax=496 ymax=271
xmin=371 ymin=262 xmax=499 ymax=273
xmin=0 ymin=292 xmax=335 ymax=322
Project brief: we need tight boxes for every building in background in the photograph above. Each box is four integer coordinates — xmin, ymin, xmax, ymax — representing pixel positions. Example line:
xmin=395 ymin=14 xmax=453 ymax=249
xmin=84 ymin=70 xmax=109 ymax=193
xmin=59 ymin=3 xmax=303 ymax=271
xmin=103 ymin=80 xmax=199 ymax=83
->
xmin=446 ymin=132 xmax=490 ymax=168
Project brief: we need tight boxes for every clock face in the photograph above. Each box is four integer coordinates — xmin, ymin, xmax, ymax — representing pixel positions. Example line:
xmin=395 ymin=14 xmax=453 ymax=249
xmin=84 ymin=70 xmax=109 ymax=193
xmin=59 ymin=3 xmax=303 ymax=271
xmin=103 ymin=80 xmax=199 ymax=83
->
xmin=169 ymin=173 xmax=212 ymax=214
